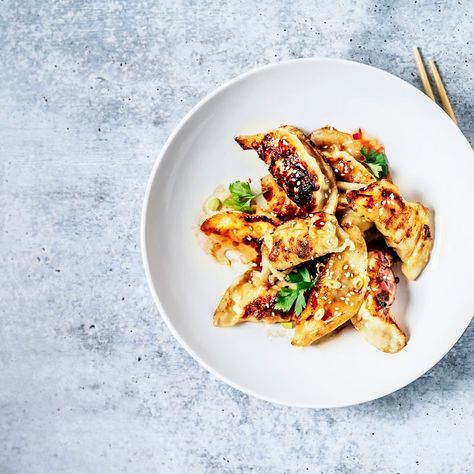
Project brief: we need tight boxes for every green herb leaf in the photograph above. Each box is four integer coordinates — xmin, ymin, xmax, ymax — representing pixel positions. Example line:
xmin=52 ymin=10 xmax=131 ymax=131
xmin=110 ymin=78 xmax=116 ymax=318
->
xmin=274 ymin=287 xmax=298 ymax=313
xmin=294 ymin=291 xmax=308 ymax=316
xmin=360 ymin=147 xmax=389 ymax=179
xmin=223 ymin=180 xmax=261 ymax=212
xmin=274 ymin=267 xmax=318 ymax=316
xmin=229 ymin=181 xmax=254 ymax=199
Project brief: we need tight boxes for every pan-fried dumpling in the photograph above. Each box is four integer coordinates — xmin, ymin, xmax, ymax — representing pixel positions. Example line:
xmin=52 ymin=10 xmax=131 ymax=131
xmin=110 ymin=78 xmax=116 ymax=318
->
xmin=292 ymin=222 xmax=368 ymax=346
xmin=352 ymin=249 xmax=407 ymax=353
xmin=261 ymin=213 xmax=350 ymax=271
xmin=213 ymin=270 xmax=293 ymax=327
xmin=310 ymin=126 xmax=366 ymax=158
xmin=346 ymin=180 xmax=433 ymax=280
xmin=320 ymin=149 xmax=376 ymax=185
xmin=236 ymin=126 xmax=338 ymax=214
xmin=260 ymin=174 xmax=306 ymax=220
xmin=200 ymin=211 xmax=279 ymax=264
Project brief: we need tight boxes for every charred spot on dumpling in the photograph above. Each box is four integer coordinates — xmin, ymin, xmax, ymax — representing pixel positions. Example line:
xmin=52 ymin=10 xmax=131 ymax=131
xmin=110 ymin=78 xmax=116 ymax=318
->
xmin=381 ymin=188 xmax=405 ymax=209
xmin=422 ymin=224 xmax=432 ymax=240
xmin=296 ymin=238 xmax=311 ymax=259
xmin=234 ymin=134 xmax=265 ymax=152
xmin=268 ymin=150 xmax=319 ymax=210
xmin=262 ymin=185 xmax=274 ymax=202
xmin=258 ymin=134 xmax=318 ymax=211
xmin=374 ymin=290 xmax=390 ymax=309
xmin=242 ymin=295 xmax=278 ymax=320
xmin=268 ymin=241 xmax=284 ymax=262
xmin=242 ymin=214 xmax=279 ymax=226
xmin=260 ymin=175 xmax=307 ymax=221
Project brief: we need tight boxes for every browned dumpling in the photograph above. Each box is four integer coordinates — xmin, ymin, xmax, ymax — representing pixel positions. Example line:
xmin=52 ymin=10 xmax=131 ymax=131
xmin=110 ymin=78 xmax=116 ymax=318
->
xmin=214 ymin=270 xmax=293 ymax=327
xmin=310 ymin=126 xmax=366 ymax=158
xmin=261 ymin=213 xmax=350 ymax=271
xmin=352 ymin=249 xmax=407 ymax=353
xmin=292 ymin=222 xmax=368 ymax=346
xmin=310 ymin=127 xmax=378 ymax=221
xmin=200 ymin=211 xmax=279 ymax=264
xmin=236 ymin=126 xmax=338 ymax=214
xmin=346 ymin=180 xmax=433 ymax=280
xmin=260 ymin=174 xmax=306 ymax=220
xmin=321 ymin=149 xmax=376 ymax=185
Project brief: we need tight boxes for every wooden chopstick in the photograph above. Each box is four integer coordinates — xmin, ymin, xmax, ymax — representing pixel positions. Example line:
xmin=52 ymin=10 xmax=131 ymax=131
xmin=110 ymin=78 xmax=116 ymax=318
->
xmin=413 ymin=47 xmax=435 ymax=101
xmin=413 ymin=47 xmax=458 ymax=125
xmin=429 ymin=60 xmax=458 ymax=124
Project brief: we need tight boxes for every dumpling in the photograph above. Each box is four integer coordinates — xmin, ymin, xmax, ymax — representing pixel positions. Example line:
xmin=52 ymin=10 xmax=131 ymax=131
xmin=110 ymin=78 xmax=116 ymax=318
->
xmin=352 ymin=249 xmax=407 ymax=353
xmin=310 ymin=127 xmax=378 ymax=224
xmin=235 ymin=126 xmax=338 ymax=214
xmin=261 ymin=213 xmax=350 ymax=271
xmin=260 ymin=174 xmax=306 ymax=220
xmin=310 ymin=126 xmax=366 ymax=158
xmin=346 ymin=180 xmax=433 ymax=280
xmin=291 ymin=222 xmax=368 ymax=346
xmin=200 ymin=211 xmax=279 ymax=264
xmin=320 ymin=149 xmax=376 ymax=185
xmin=214 ymin=269 xmax=293 ymax=327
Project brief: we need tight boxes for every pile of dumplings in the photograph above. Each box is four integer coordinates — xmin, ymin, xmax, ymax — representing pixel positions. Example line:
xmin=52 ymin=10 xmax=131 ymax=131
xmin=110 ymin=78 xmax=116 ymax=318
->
xmin=199 ymin=125 xmax=433 ymax=353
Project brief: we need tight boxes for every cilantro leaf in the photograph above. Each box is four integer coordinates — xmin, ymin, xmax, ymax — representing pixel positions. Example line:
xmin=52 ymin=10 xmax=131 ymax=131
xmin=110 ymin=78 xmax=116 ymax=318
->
xmin=223 ymin=180 xmax=261 ymax=213
xmin=274 ymin=267 xmax=318 ymax=316
xmin=294 ymin=291 xmax=307 ymax=316
xmin=360 ymin=147 xmax=388 ymax=179
xmin=287 ymin=266 xmax=311 ymax=284
xmin=366 ymin=162 xmax=383 ymax=177
xmin=274 ymin=287 xmax=298 ymax=312
xmin=229 ymin=181 xmax=254 ymax=199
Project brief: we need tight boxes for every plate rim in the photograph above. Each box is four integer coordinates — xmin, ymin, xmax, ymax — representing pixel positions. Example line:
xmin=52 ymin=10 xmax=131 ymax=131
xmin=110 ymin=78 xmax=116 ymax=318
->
xmin=141 ymin=57 xmax=474 ymax=408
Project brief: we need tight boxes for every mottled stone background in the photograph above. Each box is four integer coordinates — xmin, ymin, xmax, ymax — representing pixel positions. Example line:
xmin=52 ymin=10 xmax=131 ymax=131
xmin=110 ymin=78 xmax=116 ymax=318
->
xmin=0 ymin=0 xmax=473 ymax=473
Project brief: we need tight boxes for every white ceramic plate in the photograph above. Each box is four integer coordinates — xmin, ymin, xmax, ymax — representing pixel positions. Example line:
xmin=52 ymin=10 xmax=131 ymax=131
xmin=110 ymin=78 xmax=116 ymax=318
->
xmin=142 ymin=58 xmax=474 ymax=408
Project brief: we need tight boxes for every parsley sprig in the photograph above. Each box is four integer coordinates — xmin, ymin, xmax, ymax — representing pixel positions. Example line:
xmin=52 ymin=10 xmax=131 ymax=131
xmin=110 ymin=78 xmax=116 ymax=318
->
xmin=224 ymin=180 xmax=261 ymax=213
xmin=360 ymin=147 xmax=388 ymax=179
xmin=274 ymin=267 xmax=317 ymax=316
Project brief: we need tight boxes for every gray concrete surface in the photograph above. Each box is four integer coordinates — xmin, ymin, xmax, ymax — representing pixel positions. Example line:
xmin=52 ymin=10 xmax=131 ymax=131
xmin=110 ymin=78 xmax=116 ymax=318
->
xmin=0 ymin=0 xmax=473 ymax=472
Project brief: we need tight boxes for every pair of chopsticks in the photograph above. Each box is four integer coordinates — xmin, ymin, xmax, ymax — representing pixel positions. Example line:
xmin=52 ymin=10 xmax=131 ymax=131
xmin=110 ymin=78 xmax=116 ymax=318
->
xmin=413 ymin=47 xmax=457 ymax=124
